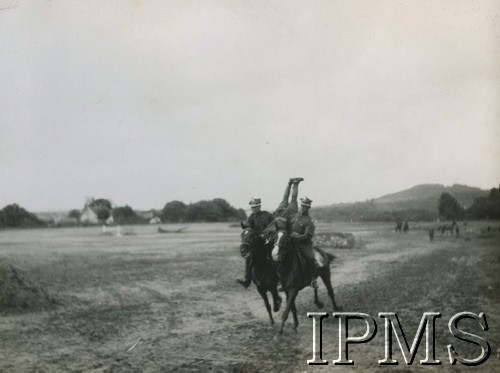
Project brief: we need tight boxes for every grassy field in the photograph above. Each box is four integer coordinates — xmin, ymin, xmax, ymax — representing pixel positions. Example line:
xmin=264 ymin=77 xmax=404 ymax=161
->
xmin=0 ymin=221 xmax=499 ymax=372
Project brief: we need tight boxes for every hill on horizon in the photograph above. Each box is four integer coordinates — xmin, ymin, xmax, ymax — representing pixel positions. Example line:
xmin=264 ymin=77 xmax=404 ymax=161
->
xmin=373 ymin=183 xmax=488 ymax=211
xmin=313 ymin=183 xmax=490 ymax=221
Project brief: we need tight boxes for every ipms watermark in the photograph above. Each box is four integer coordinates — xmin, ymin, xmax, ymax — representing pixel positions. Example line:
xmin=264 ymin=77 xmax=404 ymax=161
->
xmin=307 ymin=312 xmax=492 ymax=366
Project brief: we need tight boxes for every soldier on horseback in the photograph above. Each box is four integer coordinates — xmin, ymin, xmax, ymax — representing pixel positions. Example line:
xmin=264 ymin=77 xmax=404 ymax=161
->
xmin=236 ymin=197 xmax=274 ymax=288
xmin=290 ymin=196 xmax=318 ymax=288
xmin=237 ymin=178 xmax=319 ymax=289
xmin=273 ymin=178 xmax=319 ymax=289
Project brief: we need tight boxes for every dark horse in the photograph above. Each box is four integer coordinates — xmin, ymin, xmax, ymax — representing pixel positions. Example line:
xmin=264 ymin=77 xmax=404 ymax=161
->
xmin=266 ymin=224 xmax=342 ymax=334
xmin=239 ymin=224 xmax=282 ymax=325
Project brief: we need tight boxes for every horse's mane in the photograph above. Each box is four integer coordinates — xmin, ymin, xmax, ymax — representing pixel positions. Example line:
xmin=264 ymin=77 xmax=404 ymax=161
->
xmin=241 ymin=227 xmax=273 ymax=259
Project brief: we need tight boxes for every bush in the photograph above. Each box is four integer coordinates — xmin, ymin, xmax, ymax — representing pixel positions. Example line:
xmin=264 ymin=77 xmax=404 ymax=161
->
xmin=112 ymin=205 xmax=146 ymax=225
xmin=0 ymin=204 xmax=45 ymax=228
xmin=162 ymin=199 xmax=246 ymax=223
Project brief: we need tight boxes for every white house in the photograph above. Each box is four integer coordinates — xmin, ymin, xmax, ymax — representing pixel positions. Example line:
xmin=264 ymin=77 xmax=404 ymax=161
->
xmin=80 ymin=206 xmax=99 ymax=224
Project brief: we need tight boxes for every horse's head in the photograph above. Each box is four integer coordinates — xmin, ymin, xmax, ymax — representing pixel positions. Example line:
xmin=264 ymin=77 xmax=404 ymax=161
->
xmin=239 ymin=224 xmax=264 ymax=258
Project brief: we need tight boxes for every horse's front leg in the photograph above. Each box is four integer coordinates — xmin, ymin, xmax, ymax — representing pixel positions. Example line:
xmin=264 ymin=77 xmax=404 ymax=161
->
xmin=279 ymin=290 xmax=291 ymax=334
xmin=270 ymin=286 xmax=282 ymax=313
xmin=257 ymin=286 xmax=274 ymax=326
xmin=280 ymin=288 xmax=298 ymax=334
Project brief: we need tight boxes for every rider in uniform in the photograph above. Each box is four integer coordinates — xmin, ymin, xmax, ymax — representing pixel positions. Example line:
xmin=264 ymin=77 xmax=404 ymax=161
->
xmin=236 ymin=198 xmax=274 ymax=288
xmin=290 ymin=196 xmax=318 ymax=288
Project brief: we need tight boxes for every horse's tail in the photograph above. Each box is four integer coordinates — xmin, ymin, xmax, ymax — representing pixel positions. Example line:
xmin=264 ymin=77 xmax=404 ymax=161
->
xmin=313 ymin=246 xmax=336 ymax=265
xmin=326 ymin=252 xmax=336 ymax=263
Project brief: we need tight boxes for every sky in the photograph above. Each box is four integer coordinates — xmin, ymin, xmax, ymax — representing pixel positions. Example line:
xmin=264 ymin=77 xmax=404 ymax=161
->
xmin=1 ymin=0 xmax=499 ymax=213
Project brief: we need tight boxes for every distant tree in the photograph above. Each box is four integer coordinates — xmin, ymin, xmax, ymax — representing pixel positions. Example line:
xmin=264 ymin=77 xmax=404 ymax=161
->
xmin=162 ymin=201 xmax=187 ymax=222
xmin=0 ymin=204 xmax=44 ymax=228
xmin=185 ymin=200 xmax=222 ymax=222
xmin=68 ymin=209 xmax=81 ymax=220
xmin=162 ymin=199 xmax=245 ymax=222
xmin=90 ymin=198 xmax=112 ymax=210
xmin=236 ymin=208 xmax=247 ymax=221
xmin=212 ymin=198 xmax=247 ymax=221
xmin=467 ymin=187 xmax=500 ymax=219
xmin=112 ymin=205 xmax=143 ymax=224
xmin=438 ymin=192 xmax=465 ymax=220
xmin=86 ymin=198 xmax=112 ymax=224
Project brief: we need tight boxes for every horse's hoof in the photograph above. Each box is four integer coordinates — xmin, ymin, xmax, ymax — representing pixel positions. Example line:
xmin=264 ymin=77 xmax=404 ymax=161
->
xmin=316 ymin=302 xmax=324 ymax=309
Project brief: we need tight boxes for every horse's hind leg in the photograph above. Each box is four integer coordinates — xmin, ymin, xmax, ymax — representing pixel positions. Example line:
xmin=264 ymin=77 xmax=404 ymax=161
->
xmin=320 ymin=269 xmax=342 ymax=312
xmin=313 ymin=287 xmax=324 ymax=309
xmin=257 ymin=286 xmax=274 ymax=326
xmin=313 ymin=280 xmax=324 ymax=309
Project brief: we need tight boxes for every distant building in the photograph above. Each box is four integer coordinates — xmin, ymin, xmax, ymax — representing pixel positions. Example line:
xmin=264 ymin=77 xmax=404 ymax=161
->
xmin=149 ymin=217 xmax=162 ymax=224
xmin=106 ymin=215 xmax=115 ymax=225
xmin=80 ymin=206 xmax=99 ymax=224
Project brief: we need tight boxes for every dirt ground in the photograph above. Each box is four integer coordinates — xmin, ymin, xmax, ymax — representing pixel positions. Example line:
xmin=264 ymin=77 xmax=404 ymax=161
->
xmin=0 ymin=221 xmax=499 ymax=372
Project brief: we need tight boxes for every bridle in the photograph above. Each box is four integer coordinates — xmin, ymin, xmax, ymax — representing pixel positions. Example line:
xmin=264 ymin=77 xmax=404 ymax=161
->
xmin=240 ymin=228 xmax=256 ymax=250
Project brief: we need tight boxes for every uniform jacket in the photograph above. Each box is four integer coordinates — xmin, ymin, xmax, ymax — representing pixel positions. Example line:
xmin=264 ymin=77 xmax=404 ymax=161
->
xmin=291 ymin=212 xmax=315 ymax=257
xmin=243 ymin=210 xmax=274 ymax=233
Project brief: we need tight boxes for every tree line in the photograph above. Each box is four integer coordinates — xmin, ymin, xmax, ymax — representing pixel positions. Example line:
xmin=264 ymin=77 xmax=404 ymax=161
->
xmin=0 ymin=198 xmax=247 ymax=228
xmin=439 ymin=187 xmax=500 ymax=220
xmin=1 ymin=187 xmax=498 ymax=228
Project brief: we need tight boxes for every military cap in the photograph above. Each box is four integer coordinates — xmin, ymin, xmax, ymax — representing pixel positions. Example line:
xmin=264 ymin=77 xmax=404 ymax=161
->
xmin=249 ymin=198 xmax=262 ymax=207
xmin=300 ymin=197 xmax=313 ymax=207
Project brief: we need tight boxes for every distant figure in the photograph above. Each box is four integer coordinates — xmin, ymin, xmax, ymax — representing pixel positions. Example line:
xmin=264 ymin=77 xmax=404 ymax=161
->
xmin=429 ymin=228 xmax=435 ymax=242
xmin=451 ymin=220 xmax=459 ymax=237
xmin=403 ymin=220 xmax=409 ymax=233
xmin=395 ymin=218 xmax=403 ymax=233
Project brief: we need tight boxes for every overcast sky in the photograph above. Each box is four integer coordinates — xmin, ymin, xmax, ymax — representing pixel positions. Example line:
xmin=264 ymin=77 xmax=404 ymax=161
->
xmin=1 ymin=0 xmax=499 ymax=212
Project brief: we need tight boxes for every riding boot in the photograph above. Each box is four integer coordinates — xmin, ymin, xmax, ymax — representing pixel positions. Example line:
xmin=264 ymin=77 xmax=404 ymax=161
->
xmin=309 ymin=260 xmax=318 ymax=289
xmin=236 ymin=257 xmax=252 ymax=288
